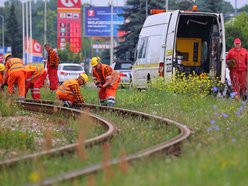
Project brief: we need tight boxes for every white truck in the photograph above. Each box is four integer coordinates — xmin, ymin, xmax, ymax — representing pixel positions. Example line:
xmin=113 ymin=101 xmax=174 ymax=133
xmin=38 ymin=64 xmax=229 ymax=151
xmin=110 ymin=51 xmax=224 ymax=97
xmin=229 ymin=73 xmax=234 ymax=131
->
xmin=131 ymin=10 xmax=226 ymax=88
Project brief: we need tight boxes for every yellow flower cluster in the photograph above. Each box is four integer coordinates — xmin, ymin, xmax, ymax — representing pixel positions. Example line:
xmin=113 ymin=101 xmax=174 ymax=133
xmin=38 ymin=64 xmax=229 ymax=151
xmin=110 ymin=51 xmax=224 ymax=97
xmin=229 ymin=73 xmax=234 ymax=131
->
xmin=150 ymin=72 xmax=222 ymax=97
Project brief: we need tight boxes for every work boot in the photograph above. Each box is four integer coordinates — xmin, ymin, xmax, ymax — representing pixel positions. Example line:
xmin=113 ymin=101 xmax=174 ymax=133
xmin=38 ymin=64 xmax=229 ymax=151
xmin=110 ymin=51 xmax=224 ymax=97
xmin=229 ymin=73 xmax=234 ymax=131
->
xmin=107 ymin=102 xmax=115 ymax=107
xmin=63 ymin=101 xmax=72 ymax=107
xmin=18 ymin=97 xmax=25 ymax=103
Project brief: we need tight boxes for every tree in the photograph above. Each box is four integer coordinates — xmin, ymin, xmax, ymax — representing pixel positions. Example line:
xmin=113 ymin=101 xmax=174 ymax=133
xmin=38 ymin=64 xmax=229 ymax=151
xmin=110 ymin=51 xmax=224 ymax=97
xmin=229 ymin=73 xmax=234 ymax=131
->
xmin=33 ymin=0 xmax=57 ymax=48
xmin=225 ymin=13 xmax=248 ymax=50
xmin=176 ymin=0 xmax=194 ymax=10
xmin=238 ymin=5 xmax=248 ymax=13
xmin=5 ymin=1 xmax=22 ymax=58
xmin=222 ymin=1 xmax=234 ymax=14
xmin=58 ymin=44 xmax=82 ymax=63
xmin=115 ymin=0 xmax=165 ymax=61
xmin=197 ymin=0 xmax=224 ymax=13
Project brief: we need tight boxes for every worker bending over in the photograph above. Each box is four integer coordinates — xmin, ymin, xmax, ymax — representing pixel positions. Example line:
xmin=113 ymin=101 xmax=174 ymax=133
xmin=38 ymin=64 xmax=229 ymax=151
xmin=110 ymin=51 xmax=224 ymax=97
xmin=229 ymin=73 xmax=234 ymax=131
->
xmin=56 ymin=73 xmax=88 ymax=107
xmin=91 ymin=57 xmax=120 ymax=107
xmin=0 ymin=63 xmax=5 ymax=86
xmin=1 ymin=54 xmax=26 ymax=101
xmin=25 ymin=65 xmax=47 ymax=100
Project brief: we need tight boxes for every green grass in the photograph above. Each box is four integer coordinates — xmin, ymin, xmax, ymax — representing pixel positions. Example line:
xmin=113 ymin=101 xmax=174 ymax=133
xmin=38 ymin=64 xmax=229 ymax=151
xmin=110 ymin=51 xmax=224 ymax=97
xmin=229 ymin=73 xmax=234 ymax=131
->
xmin=0 ymin=84 xmax=247 ymax=186
xmin=0 ymin=110 xmax=177 ymax=185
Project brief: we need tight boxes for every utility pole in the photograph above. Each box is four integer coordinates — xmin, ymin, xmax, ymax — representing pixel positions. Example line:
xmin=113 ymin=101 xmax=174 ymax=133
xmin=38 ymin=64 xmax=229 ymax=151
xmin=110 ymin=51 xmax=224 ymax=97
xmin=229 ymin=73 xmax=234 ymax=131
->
xmin=26 ymin=1 xmax=29 ymax=64
xmin=235 ymin=0 xmax=237 ymax=15
xmin=29 ymin=0 xmax=32 ymax=63
xmin=0 ymin=15 xmax=4 ymax=59
xmin=166 ymin=0 xmax=168 ymax=11
xmin=22 ymin=1 xmax=25 ymax=63
xmin=146 ymin=0 xmax=148 ymax=18
xmin=110 ymin=0 xmax=114 ymax=65
xmin=44 ymin=0 xmax=47 ymax=44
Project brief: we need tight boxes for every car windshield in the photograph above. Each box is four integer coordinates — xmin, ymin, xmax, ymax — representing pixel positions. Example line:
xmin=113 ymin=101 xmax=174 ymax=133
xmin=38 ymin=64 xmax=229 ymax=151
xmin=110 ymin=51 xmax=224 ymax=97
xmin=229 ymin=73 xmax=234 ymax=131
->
xmin=114 ymin=63 xmax=132 ymax=70
xmin=63 ymin=65 xmax=83 ymax=71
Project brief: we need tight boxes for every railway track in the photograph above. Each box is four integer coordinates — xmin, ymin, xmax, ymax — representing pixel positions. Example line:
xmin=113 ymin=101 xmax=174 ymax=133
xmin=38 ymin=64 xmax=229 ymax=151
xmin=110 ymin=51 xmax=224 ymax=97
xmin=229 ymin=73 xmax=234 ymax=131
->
xmin=0 ymin=101 xmax=117 ymax=168
xmin=0 ymin=99 xmax=190 ymax=185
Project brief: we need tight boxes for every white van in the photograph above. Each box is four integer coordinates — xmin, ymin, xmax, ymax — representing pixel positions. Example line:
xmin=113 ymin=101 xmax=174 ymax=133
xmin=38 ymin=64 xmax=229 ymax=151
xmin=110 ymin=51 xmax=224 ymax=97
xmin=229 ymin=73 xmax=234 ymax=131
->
xmin=132 ymin=10 xmax=226 ymax=88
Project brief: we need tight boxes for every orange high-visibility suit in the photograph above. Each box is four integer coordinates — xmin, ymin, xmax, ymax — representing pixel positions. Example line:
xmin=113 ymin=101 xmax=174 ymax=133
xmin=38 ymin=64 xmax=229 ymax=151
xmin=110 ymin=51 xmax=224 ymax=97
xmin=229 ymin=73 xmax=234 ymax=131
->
xmin=5 ymin=58 xmax=26 ymax=100
xmin=92 ymin=64 xmax=120 ymax=106
xmin=46 ymin=48 xmax=59 ymax=91
xmin=56 ymin=79 xmax=84 ymax=105
xmin=0 ymin=72 xmax=3 ymax=84
xmin=25 ymin=65 xmax=47 ymax=100
xmin=226 ymin=48 xmax=248 ymax=98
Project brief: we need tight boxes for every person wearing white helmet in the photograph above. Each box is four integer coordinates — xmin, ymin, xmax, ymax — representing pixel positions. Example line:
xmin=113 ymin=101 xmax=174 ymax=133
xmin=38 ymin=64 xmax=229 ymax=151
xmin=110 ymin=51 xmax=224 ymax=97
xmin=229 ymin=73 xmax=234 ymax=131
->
xmin=56 ymin=73 xmax=88 ymax=107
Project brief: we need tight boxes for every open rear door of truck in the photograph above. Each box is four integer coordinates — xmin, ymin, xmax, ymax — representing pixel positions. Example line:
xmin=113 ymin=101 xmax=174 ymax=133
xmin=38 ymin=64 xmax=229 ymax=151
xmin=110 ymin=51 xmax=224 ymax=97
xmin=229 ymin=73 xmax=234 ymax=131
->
xmin=219 ymin=13 xmax=226 ymax=83
xmin=164 ymin=10 xmax=180 ymax=80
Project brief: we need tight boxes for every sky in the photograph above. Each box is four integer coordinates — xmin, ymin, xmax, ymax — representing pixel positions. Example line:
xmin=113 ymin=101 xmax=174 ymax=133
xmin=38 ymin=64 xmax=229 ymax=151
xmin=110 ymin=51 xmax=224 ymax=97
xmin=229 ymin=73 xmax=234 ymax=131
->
xmin=0 ymin=0 xmax=247 ymax=8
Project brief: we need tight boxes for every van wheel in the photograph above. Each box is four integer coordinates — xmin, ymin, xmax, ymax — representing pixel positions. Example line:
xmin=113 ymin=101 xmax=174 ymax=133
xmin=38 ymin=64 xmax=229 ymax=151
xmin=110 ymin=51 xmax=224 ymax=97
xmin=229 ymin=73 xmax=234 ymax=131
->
xmin=147 ymin=73 xmax=151 ymax=84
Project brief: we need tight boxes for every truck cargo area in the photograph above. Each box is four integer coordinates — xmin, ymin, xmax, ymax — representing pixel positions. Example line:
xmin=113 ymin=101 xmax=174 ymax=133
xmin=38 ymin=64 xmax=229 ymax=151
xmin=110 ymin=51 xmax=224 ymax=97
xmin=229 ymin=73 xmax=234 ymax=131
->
xmin=175 ymin=13 xmax=222 ymax=78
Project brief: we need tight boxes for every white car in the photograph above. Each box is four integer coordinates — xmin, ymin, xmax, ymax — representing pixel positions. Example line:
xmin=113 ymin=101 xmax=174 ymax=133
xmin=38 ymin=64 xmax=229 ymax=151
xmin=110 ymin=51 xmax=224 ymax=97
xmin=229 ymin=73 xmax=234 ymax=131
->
xmin=57 ymin=63 xmax=85 ymax=83
xmin=111 ymin=60 xmax=133 ymax=87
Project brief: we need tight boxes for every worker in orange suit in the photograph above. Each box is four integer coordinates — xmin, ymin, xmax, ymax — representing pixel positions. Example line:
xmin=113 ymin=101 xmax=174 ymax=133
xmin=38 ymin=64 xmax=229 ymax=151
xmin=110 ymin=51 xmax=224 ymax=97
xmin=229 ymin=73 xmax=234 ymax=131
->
xmin=0 ymin=63 xmax=5 ymax=84
xmin=0 ymin=63 xmax=6 ymax=90
xmin=91 ymin=57 xmax=120 ymax=107
xmin=25 ymin=65 xmax=47 ymax=100
xmin=226 ymin=38 xmax=248 ymax=100
xmin=56 ymin=73 xmax=88 ymax=107
xmin=1 ymin=54 xmax=26 ymax=101
xmin=44 ymin=43 xmax=60 ymax=92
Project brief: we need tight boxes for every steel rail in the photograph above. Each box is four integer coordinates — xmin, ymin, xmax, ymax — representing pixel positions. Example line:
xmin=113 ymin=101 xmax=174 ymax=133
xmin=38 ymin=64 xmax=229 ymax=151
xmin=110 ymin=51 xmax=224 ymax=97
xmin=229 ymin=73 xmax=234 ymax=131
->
xmin=21 ymin=100 xmax=190 ymax=186
xmin=0 ymin=101 xmax=117 ymax=169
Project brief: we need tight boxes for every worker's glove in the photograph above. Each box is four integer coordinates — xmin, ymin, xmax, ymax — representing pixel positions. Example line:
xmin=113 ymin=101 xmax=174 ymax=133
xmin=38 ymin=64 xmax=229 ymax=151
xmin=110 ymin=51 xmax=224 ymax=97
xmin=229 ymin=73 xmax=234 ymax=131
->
xmin=95 ymin=82 xmax=103 ymax=88
xmin=227 ymin=58 xmax=236 ymax=68
xmin=97 ymin=84 xmax=103 ymax=88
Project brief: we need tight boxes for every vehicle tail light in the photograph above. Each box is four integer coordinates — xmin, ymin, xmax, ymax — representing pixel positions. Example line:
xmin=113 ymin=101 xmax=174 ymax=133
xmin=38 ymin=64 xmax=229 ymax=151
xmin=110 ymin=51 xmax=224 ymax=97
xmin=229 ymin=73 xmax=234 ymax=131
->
xmin=150 ymin=9 xmax=166 ymax=15
xmin=60 ymin=71 xmax=68 ymax=75
xmin=119 ymin=73 xmax=127 ymax=77
xmin=158 ymin=62 xmax=164 ymax=77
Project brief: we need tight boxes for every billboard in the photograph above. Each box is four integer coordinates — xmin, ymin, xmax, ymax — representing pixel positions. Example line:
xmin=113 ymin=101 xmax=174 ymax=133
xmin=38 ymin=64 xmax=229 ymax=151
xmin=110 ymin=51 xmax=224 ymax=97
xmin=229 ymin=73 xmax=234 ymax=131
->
xmin=84 ymin=7 xmax=124 ymax=37
xmin=57 ymin=0 xmax=82 ymax=53
xmin=25 ymin=37 xmax=43 ymax=63
xmin=0 ymin=47 xmax=12 ymax=63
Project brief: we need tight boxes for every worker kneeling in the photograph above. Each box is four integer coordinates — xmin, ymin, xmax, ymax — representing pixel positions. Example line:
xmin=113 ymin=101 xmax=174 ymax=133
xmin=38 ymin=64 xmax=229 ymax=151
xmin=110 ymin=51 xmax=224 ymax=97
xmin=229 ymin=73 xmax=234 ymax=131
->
xmin=56 ymin=73 xmax=88 ymax=107
xmin=91 ymin=57 xmax=120 ymax=107
xmin=25 ymin=65 xmax=47 ymax=100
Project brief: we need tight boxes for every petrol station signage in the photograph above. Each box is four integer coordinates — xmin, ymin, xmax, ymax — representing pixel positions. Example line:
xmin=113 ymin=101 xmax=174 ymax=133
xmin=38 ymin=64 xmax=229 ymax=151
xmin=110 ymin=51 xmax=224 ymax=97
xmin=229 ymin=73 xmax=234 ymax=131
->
xmin=57 ymin=0 xmax=82 ymax=53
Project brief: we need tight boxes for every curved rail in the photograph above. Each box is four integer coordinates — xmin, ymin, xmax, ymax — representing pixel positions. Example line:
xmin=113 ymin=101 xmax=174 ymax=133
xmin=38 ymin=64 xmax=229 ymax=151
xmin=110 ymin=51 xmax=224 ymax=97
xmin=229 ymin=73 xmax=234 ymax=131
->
xmin=29 ymin=103 xmax=190 ymax=186
xmin=1 ymin=99 xmax=190 ymax=186
xmin=0 ymin=101 xmax=117 ymax=168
